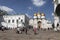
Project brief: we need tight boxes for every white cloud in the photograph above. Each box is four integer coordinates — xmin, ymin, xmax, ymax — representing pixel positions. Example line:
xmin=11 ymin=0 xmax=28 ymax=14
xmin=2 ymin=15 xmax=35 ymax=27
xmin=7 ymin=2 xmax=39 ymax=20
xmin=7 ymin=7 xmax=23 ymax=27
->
xmin=52 ymin=12 xmax=54 ymax=16
xmin=28 ymin=7 xmax=32 ymax=10
xmin=0 ymin=6 xmax=16 ymax=14
xmin=32 ymin=0 xmax=46 ymax=7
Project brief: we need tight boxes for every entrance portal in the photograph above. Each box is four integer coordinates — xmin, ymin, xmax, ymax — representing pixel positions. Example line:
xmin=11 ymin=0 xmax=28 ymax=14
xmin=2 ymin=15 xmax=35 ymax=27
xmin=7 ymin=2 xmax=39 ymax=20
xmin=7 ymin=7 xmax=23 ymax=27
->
xmin=38 ymin=21 xmax=41 ymax=29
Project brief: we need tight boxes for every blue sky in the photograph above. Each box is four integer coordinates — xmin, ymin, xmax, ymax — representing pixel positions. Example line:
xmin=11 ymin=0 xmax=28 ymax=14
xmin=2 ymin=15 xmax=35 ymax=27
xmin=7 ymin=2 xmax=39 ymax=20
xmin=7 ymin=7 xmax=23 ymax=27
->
xmin=0 ymin=0 xmax=54 ymax=21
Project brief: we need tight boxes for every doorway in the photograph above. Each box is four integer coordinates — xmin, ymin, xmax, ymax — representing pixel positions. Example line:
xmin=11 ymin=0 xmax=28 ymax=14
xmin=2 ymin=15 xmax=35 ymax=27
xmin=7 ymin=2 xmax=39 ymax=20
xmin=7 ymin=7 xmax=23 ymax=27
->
xmin=38 ymin=21 xmax=41 ymax=29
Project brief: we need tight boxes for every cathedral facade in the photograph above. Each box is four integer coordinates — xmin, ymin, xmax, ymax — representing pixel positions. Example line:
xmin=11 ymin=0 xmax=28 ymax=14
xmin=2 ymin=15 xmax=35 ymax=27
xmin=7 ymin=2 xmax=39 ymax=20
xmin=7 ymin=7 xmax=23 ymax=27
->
xmin=29 ymin=12 xmax=52 ymax=29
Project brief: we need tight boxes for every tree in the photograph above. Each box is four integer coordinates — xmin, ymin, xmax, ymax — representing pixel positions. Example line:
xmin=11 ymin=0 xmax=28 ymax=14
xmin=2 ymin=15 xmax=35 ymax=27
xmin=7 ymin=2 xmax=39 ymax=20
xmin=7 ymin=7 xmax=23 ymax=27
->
xmin=0 ymin=10 xmax=8 ymax=16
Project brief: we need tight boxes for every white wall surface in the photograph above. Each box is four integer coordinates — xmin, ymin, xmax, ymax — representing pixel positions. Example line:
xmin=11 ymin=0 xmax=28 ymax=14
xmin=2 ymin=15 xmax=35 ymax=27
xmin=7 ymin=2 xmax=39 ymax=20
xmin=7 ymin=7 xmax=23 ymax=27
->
xmin=1 ymin=15 xmax=26 ymax=28
xmin=29 ymin=19 xmax=33 ymax=26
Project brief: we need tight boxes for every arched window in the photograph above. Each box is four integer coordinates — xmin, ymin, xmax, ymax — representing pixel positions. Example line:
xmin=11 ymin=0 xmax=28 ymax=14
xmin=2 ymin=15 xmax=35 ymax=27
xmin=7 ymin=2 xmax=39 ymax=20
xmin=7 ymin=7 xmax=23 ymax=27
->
xmin=38 ymin=21 xmax=41 ymax=24
xmin=21 ymin=19 xmax=23 ymax=22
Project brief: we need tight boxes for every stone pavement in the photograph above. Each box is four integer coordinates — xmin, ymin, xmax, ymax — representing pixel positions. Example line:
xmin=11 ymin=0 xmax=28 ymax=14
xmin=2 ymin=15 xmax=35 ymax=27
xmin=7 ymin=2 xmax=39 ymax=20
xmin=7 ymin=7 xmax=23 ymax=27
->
xmin=0 ymin=29 xmax=60 ymax=40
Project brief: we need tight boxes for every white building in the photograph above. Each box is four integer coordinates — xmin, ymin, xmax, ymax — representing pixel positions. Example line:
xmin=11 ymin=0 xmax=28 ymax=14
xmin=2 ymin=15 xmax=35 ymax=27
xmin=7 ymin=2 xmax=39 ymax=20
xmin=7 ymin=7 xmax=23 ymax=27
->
xmin=1 ymin=14 xmax=29 ymax=29
xmin=53 ymin=0 xmax=60 ymax=31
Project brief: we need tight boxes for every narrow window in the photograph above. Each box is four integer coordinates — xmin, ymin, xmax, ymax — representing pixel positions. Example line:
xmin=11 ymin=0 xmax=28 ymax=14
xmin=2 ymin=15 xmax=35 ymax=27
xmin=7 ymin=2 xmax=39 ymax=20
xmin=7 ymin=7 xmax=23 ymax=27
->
xmin=19 ymin=18 xmax=20 ymax=19
xmin=17 ymin=20 xmax=18 ymax=23
xmin=12 ymin=20 xmax=14 ymax=23
xmin=8 ymin=20 xmax=10 ymax=23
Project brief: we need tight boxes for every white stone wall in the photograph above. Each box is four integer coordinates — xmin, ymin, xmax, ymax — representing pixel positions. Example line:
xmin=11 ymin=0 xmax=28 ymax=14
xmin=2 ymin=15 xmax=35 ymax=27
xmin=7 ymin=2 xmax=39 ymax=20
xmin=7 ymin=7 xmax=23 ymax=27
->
xmin=29 ymin=19 xmax=33 ymax=26
xmin=33 ymin=19 xmax=38 ymax=29
xmin=41 ymin=19 xmax=48 ymax=29
xmin=58 ymin=0 xmax=60 ymax=4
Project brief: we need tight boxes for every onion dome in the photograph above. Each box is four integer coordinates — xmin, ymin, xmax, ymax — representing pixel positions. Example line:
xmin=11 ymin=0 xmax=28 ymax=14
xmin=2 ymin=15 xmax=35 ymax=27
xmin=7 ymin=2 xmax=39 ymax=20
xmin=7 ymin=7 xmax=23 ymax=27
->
xmin=37 ymin=12 xmax=41 ymax=18
xmin=34 ymin=13 xmax=37 ymax=16
xmin=41 ymin=13 xmax=45 ymax=19
xmin=33 ymin=13 xmax=37 ymax=19
xmin=41 ymin=13 xmax=45 ymax=16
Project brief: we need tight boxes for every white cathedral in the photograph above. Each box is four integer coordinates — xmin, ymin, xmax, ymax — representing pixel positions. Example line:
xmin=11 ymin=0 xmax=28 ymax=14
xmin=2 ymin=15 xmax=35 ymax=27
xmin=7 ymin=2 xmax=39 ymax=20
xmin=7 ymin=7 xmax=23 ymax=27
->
xmin=29 ymin=12 xmax=52 ymax=29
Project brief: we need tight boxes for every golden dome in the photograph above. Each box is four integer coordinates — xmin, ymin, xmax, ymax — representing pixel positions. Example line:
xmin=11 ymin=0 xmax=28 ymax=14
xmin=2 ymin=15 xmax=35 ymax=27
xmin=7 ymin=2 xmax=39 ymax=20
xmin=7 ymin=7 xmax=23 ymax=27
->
xmin=37 ymin=12 xmax=41 ymax=16
xmin=41 ymin=13 xmax=45 ymax=16
xmin=37 ymin=13 xmax=41 ymax=15
xmin=34 ymin=13 xmax=37 ymax=16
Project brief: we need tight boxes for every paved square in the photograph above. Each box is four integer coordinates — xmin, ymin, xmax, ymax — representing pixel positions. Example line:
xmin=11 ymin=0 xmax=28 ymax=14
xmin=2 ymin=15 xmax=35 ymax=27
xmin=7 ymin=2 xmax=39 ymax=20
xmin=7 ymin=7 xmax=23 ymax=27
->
xmin=0 ymin=29 xmax=60 ymax=40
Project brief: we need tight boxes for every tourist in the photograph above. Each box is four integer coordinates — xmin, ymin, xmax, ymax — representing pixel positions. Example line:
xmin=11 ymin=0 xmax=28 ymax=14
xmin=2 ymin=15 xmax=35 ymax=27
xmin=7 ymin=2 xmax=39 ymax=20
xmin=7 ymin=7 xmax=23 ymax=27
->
xmin=1 ymin=26 xmax=5 ymax=31
xmin=33 ymin=19 xmax=38 ymax=35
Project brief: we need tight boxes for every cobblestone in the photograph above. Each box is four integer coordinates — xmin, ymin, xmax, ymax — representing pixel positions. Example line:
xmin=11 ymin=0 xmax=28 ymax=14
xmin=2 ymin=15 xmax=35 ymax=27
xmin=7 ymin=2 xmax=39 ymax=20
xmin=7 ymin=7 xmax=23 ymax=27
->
xmin=0 ymin=29 xmax=60 ymax=40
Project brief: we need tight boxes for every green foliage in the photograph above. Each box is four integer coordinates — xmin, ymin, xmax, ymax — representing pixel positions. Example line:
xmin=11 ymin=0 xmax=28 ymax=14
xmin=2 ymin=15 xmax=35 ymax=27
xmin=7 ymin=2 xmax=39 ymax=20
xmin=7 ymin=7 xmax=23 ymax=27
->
xmin=0 ymin=10 xmax=8 ymax=16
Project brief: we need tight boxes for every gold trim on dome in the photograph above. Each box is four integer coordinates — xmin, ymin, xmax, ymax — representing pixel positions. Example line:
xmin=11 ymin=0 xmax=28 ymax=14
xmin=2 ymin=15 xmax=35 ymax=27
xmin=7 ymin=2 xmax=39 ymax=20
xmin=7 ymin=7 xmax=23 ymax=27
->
xmin=41 ymin=13 xmax=45 ymax=16
xmin=34 ymin=13 xmax=37 ymax=16
xmin=37 ymin=13 xmax=41 ymax=15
